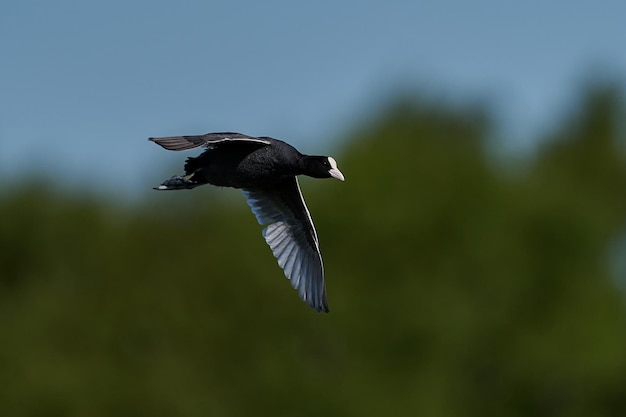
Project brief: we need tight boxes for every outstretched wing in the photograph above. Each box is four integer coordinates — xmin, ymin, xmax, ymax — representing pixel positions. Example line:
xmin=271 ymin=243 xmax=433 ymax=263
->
xmin=149 ymin=132 xmax=271 ymax=151
xmin=242 ymin=178 xmax=328 ymax=312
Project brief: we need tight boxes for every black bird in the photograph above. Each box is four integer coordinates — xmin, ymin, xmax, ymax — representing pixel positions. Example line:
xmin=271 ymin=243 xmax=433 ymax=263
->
xmin=149 ymin=132 xmax=344 ymax=312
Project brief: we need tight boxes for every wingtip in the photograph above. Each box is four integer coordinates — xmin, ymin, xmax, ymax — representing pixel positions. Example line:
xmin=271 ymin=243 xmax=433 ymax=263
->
xmin=309 ymin=293 xmax=330 ymax=313
xmin=317 ymin=304 xmax=330 ymax=313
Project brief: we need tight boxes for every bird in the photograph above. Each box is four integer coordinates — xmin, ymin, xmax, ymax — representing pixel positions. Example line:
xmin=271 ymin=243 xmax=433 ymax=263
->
xmin=149 ymin=132 xmax=344 ymax=312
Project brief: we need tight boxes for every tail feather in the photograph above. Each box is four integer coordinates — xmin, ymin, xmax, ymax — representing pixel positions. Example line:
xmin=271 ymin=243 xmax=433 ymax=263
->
xmin=184 ymin=156 xmax=205 ymax=175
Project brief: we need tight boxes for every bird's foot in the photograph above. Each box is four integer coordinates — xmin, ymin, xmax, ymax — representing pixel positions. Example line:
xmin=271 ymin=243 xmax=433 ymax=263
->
xmin=154 ymin=175 xmax=197 ymax=190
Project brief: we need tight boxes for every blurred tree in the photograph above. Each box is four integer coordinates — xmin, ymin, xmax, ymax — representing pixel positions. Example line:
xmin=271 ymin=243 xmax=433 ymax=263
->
xmin=0 ymin=85 xmax=625 ymax=417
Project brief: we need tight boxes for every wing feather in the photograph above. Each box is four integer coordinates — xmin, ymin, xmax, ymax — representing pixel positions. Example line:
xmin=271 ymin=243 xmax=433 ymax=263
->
xmin=242 ymin=178 xmax=328 ymax=312
xmin=149 ymin=132 xmax=271 ymax=151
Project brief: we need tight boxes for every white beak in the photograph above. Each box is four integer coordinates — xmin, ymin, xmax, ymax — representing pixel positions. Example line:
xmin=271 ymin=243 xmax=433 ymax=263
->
xmin=329 ymin=168 xmax=345 ymax=181
xmin=328 ymin=157 xmax=345 ymax=181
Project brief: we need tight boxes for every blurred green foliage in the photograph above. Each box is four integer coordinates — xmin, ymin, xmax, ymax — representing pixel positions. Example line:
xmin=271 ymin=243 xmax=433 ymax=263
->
xmin=1 ymin=84 xmax=626 ymax=417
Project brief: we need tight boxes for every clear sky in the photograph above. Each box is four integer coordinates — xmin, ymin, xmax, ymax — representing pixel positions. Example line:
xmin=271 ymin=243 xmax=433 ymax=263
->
xmin=2 ymin=0 xmax=625 ymax=196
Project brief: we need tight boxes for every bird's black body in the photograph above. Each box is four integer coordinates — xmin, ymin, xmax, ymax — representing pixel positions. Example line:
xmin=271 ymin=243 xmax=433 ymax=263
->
xmin=184 ymin=138 xmax=303 ymax=188
xmin=149 ymin=132 xmax=344 ymax=313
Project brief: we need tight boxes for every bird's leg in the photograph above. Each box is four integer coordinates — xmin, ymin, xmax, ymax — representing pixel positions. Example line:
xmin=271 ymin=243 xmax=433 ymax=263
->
xmin=153 ymin=173 xmax=203 ymax=190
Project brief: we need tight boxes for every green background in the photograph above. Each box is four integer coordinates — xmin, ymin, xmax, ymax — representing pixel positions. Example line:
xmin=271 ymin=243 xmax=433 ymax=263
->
xmin=1 ymin=84 xmax=625 ymax=416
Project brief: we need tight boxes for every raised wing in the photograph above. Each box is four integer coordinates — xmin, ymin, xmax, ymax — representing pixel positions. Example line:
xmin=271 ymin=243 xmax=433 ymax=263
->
xmin=149 ymin=132 xmax=271 ymax=151
xmin=242 ymin=178 xmax=328 ymax=312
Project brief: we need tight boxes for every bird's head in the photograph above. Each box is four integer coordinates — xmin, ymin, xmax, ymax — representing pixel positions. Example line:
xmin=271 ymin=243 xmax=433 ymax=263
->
xmin=305 ymin=156 xmax=345 ymax=181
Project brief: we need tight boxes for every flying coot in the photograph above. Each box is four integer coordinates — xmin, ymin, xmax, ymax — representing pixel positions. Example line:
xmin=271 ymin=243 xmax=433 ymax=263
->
xmin=149 ymin=132 xmax=344 ymax=313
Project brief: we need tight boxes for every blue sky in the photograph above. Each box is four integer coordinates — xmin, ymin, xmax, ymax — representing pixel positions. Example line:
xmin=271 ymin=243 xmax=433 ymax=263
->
xmin=2 ymin=0 xmax=625 ymax=196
